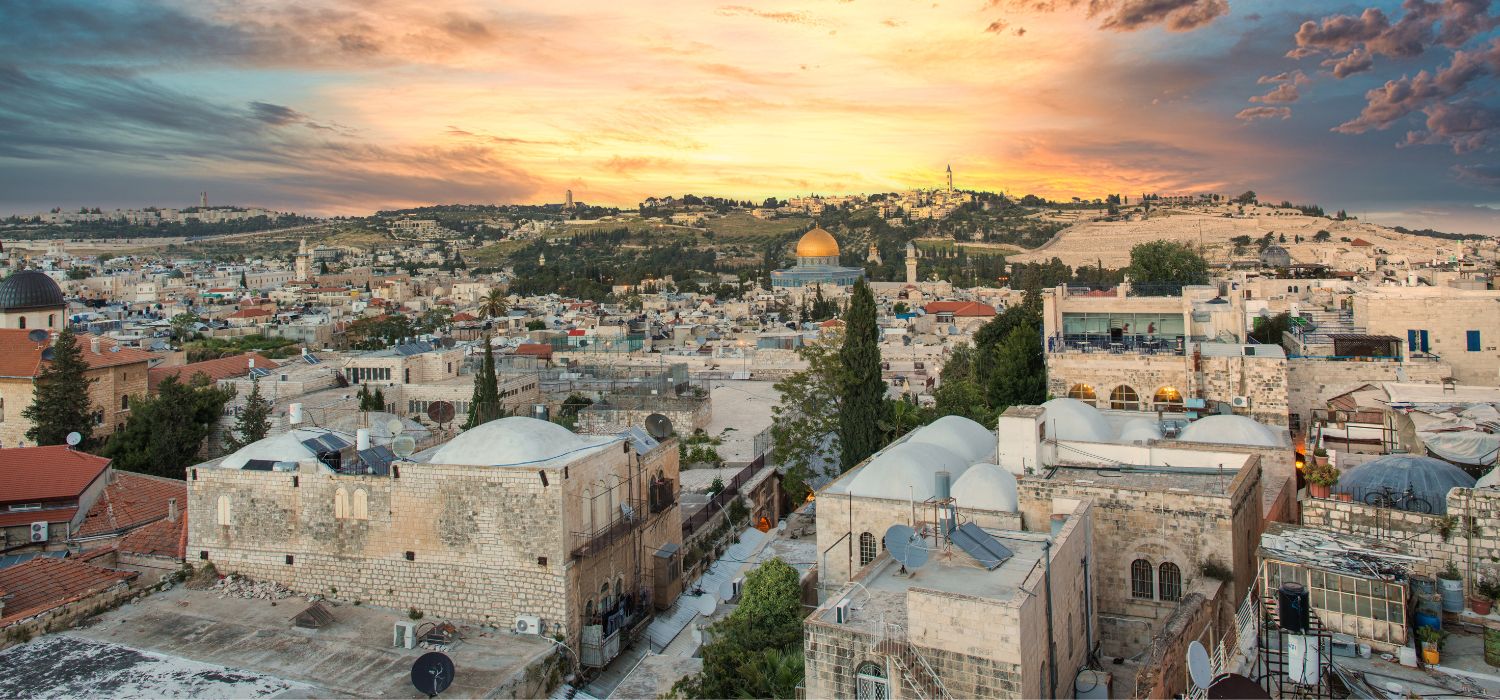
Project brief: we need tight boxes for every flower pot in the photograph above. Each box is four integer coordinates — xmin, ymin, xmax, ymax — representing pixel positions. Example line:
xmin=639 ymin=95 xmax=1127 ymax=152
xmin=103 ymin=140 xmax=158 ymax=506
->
xmin=1440 ymin=576 xmax=1465 ymax=613
xmin=1421 ymin=643 xmax=1440 ymax=665
xmin=1473 ymin=597 xmax=1494 ymax=616
xmin=1336 ymin=492 xmax=1353 ymax=502
xmin=1310 ymin=483 xmax=1331 ymax=498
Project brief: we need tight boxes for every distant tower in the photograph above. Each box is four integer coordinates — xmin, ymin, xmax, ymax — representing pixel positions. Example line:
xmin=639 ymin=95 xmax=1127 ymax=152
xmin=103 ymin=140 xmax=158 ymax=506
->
xmin=905 ymin=242 xmax=918 ymax=285
xmin=946 ymin=164 xmax=953 ymax=193
xmin=564 ymin=189 xmax=574 ymax=210
xmin=538 ymin=252 xmax=546 ymax=268
xmin=294 ymin=238 xmax=311 ymax=281
xmin=200 ymin=191 xmax=208 ymax=208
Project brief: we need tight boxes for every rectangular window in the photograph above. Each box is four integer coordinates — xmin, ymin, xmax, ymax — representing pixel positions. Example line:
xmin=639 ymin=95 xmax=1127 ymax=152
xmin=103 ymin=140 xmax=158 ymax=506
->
xmin=1468 ymin=330 xmax=1481 ymax=352
xmin=1408 ymin=329 xmax=1418 ymax=351
xmin=1420 ymin=330 xmax=1430 ymax=352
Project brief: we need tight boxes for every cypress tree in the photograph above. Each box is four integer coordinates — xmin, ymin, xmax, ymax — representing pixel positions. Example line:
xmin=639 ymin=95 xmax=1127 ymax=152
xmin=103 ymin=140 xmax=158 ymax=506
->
xmin=837 ymin=280 xmax=885 ymax=470
xmin=225 ymin=379 xmax=272 ymax=451
xmin=464 ymin=336 xmax=503 ymax=429
xmin=23 ymin=327 xmax=96 ymax=447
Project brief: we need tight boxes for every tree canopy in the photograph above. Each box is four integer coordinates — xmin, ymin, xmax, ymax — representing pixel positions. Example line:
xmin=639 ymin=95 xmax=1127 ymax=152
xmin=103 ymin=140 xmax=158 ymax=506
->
xmin=672 ymin=558 xmax=805 ymax=699
xmin=102 ymin=374 xmax=235 ymax=478
xmin=771 ymin=332 xmax=844 ymax=501
xmin=1126 ymin=240 xmax=1209 ymax=286
xmin=464 ymin=337 xmax=503 ymax=429
xmin=23 ymin=327 xmax=96 ymax=447
xmin=225 ymin=379 xmax=272 ymax=452
xmin=837 ymin=280 xmax=885 ymax=471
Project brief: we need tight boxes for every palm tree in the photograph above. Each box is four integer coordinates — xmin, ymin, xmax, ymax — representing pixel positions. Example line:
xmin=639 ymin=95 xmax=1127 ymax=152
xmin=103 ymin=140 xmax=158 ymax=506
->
xmin=481 ymin=288 xmax=508 ymax=320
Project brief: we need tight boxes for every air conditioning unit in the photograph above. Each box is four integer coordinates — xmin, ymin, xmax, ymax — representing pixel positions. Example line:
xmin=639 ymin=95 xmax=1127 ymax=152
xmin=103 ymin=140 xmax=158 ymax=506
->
xmin=514 ymin=615 xmax=542 ymax=635
xmin=834 ymin=598 xmax=853 ymax=624
xmin=1231 ymin=396 xmax=1252 ymax=409
xmin=30 ymin=521 xmax=48 ymax=543
xmin=731 ymin=577 xmax=744 ymax=600
xmin=393 ymin=620 xmax=418 ymax=649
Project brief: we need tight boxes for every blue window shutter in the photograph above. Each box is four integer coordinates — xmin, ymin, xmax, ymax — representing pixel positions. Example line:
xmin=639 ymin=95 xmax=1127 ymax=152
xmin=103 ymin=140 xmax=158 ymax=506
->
xmin=1408 ymin=330 xmax=1418 ymax=351
xmin=1468 ymin=330 xmax=1482 ymax=352
xmin=1420 ymin=330 xmax=1430 ymax=353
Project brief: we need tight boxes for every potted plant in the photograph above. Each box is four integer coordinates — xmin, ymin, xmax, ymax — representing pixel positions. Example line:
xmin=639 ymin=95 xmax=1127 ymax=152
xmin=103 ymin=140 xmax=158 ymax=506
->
xmin=1438 ymin=562 xmax=1465 ymax=614
xmin=1313 ymin=446 xmax=1329 ymax=467
xmin=1475 ymin=578 xmax=1500 ymax=616
xmin=1416 ymin=626 xmax=1445 ymax=665
xmin=1306 ymin=463 xmax=1338 ymax=499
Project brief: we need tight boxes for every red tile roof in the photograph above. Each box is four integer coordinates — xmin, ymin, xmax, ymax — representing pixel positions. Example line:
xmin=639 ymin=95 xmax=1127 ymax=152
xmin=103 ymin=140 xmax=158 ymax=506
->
xmin=514 ymin=343 xmax=553 ymax=359
xmin=147 ymin=352 xmax=273 ymax=392
xmin=924 ymin=301 xmax=997 ymax=317
xmin=75 ymin=472 xmax=186 ymax=538
xmin=451 ymin=312 xmax=477 ymax=322
xmin=226 ymin=308 xmax=273 ymax=319
xmin=0 ymin=507 xmax=77 ymax=528
xmin=1350 ymin=238 xmax=1373 ymax=247
xmin=0 ymin=446 xmax=110 ymax=505
xmin=0 ymin=557 xmax=136 ymax=625
xmin=0 ymin=330 xmax=152 ymax=378
xmin=117 ymin=514 xmax=186 ymax=559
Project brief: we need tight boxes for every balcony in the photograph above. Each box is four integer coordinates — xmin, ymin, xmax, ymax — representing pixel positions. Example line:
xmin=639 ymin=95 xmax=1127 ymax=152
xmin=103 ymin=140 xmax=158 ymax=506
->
xmin=570 ymin=498 xmax=647 ymax=559
xmin=1046 ymin=333 xmax=1186 ymax=356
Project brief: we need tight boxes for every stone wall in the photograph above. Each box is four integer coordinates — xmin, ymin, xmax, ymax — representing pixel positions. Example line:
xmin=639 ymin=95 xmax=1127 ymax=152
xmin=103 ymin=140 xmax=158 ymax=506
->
xmin=1017 ymin=463 xmax=1262 ymax=659
xmin=1130 ymin=580 xmax=1222 ymax=699
xmin=815 ymin=488 xmax=1023 ymax=586
xmin=0 ymin=578 xmax=136 ymax=650
xmin=1301 ymin=488 xmax=1500 ymax=592
xmin=1045 ymin=352 xmax=1289 ymax=426
xmin=1285 ymin=358 xmax=1450 ymax=433
xmin=576 ymin=399 xmax=709 ymax=436
xmin=1355 ymin=290 xmax=1500 ymax=385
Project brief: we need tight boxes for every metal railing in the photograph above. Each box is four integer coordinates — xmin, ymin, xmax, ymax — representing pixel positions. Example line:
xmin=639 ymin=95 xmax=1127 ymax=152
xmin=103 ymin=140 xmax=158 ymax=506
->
xmin=878 ymin=622 xmax=950 ymax=700
xmin=681 ymin=462 xmax=760 ymax=537
xmin=1046 ymin=333 xmax=1186 ymax=356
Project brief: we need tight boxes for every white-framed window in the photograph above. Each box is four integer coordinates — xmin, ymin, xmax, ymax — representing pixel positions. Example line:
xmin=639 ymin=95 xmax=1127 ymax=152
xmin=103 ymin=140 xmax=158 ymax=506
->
xmin=855 ymin=661 xmax=889 ymax=700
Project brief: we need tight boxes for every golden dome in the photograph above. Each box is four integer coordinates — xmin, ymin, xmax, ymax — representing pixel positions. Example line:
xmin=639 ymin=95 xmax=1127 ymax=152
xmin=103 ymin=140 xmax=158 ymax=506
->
xmin=795 ymin=227 xmax=840 ymax=258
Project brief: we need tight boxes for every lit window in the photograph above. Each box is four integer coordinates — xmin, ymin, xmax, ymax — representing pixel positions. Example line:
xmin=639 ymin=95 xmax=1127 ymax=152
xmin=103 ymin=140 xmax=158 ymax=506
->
xmin=1153 ymin=387 xmax=1183 ymax=412
xmin=1131 ymin=558 xmax=1154 ymax=599
xmin=1067 ymin=384 xmax=1097 ymax=404
xmin=1111 ymin=385 xmax=1140 ymax=411
xmin=1159 ymin=562 xmax=1182 ymax=601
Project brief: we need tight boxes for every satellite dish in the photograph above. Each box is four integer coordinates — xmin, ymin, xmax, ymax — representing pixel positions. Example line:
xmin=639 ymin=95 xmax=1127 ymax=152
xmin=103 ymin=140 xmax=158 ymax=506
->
xmin=385 ymin=418 xmax=406 ymax=437
xmin=883 ymin=524 xmax=929 ymax=571
xmin=410 ymin=651 xmax=455 ymax=698
xmin=693 ymin=594 xmax=716 ymax=616
xmin=427 ymin=401 xmax=455 ymax=425
xmin=65 ymin=432 xmax=82 ymax=447
xmin=1187 ymin=640 xmax=1212 ymax=689
xmin=40 ymin=347 xmax=55 ymax=362
xmin=645 ymin=413 xmax=673 ymax=440
xmin=717 ymin=579 xmax=736 ymax=603
xmin=27 ymin=329 xmax=47 ymax=342
xmin=392 ymin=434 xmax=417 ymax=459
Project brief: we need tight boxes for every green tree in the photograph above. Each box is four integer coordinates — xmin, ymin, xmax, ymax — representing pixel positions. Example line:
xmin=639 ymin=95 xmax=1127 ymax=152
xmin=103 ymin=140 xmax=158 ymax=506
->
xmin=225 ymin=379 xmax=272 ymax=451
xmin=837 ymin=280 xmax=885 ymax=471
xmin=987 ymin=324 xmax=1047 ymax=412
xmin=1250 ymin=311 xmax=1293 ymax=346
xmin=1126 ymin=240 xmax=1209 ymax=285
xmin=1233 ymin=190 xmax=1257 ymax=205
xmin=673 ymin=558 xmax=805 ymax=699
xmin=169 ymin=312 xmax=200 ymax=342
xmin=23 ymin=327 xmax=96 ymax=447
xmin=464 ymin=337 xmax=503 ymax=429
xmin=525 ymin=319 xmax=546 ymax=331
xmin=239 ymin=271 xmax=248 ymax=288
xmin=933 ymin=343 xmax=990 ymax=424
xmin=102 ymin=374 xmax=235 ymax=478
xmin=481 ymin=288 xmax=508 ymax=319
xmin=771 ymin=332 xmax=843 ymax=501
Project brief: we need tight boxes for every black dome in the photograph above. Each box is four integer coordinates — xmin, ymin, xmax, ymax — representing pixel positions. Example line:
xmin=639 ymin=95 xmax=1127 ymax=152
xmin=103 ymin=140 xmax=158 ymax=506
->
xmin=0 ymin=270 xmax=66 ymax=311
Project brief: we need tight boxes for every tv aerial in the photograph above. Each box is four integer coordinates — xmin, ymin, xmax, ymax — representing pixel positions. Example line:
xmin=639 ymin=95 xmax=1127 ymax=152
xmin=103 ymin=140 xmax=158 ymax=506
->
xmin=645 ymin=413 xmax=674 ymax=440
xmin=883 ymin=524 xmax=929 ymax=573
xmin=65 ymin=432 xmax=82 ymax=448
xmin=411 ymin=651 xmax=455 ymax=698
xmin=1187 ymin=640 xmax=1212 ymax=690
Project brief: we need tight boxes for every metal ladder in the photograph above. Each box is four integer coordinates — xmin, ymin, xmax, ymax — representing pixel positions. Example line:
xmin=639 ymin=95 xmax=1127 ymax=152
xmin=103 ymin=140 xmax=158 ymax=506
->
xmin=877 ymin=623 xmax=951 ymax=700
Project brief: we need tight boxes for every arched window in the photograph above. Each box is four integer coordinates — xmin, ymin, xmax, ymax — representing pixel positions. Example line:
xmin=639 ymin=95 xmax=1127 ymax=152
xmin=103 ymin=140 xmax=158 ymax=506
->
xmin=217 ymin=495 xmax=232 ymax=526
xmin=1159 ymin=562 xmax=1183 ymax=602
xmin=614 ymin=577 xmax=623 ymax=602
xmin=600 ymin=582 xmax=611 ymax=610
xmin=47 ymin=314 xmax=54 ymax=328
xmin=1110 ymin=385 xmax=1140 ymax=411
xmin=859 ymin=531 xmax=877 ymax=567
xmin=585 ymin=599 xmax=595 ymax=620
xmin=1067 ymin=384 xmax=1097 ymax=405
xmin=352 ymin=488 xmax=369 ymax=520
xmin=1130 ymin=558 xmax=1154 ymax=599
xmin=334 ymin=487 xmax=349 ymax=520
xmin=1153 ymin=386 xmax=1183 ymax=412
xmin=121 ymin=395 xmax=130 ymax=410
xmin=17 ymin=317 xmax=24 ymax=330
xmin=855 ymin=661 xmax=889 ymax=700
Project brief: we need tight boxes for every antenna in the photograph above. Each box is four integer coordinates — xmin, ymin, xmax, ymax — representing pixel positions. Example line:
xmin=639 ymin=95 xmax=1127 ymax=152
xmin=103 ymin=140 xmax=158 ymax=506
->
xmin=1187 ymin=640 xmax=1212 ymax=690
xmin=410 ymin=651 xmax=455 ymax=698
xmin=645 ymin=413 xmax=674 ymax=440
xmin=65 ymin=432 xmax=82 ymax=448
xmin=883 ymin=524 xmax=929 ymax=573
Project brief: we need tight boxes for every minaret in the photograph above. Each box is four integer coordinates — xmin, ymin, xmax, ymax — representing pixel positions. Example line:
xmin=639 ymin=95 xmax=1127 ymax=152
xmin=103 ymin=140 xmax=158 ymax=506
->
xmin=294 ymin=238 xmax=311 ymax=280
xmin=564 ymin=189 xmax=574 ymax=210
xmin=199 ymin=191 xmax=208 ymax=208
xmin=946 ymin=164 xmax=953 ymax=193
xmin=905 ymin=242 xmax=918 ymax=285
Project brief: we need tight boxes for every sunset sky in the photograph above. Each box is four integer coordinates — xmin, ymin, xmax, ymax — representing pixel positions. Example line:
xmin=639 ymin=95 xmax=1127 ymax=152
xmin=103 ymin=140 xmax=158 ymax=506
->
xmin=2 ymin=0 xmax=1499 ymax=232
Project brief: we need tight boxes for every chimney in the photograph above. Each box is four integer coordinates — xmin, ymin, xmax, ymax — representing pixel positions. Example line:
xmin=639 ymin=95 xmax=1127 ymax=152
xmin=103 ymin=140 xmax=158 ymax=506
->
xmin=168 ymin=498 xmax=178 ymax=523
xmin=90 ymin=336 xmax=101 ymax=354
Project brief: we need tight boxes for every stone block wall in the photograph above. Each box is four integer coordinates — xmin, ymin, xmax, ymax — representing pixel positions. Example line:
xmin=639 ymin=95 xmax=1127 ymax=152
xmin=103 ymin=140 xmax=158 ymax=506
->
xmin=576 ymin=401 xmax=708 ymax=436
xmin=1045 ymin=352 xmax=1289 ymax=426
xmin=815 ymin=490 xmax=1023 ymax=586
xmin=1302 ymin=488 xmax=1500 ymax=591
xmin=1285 ymin=358 xmax=1450 ymax=433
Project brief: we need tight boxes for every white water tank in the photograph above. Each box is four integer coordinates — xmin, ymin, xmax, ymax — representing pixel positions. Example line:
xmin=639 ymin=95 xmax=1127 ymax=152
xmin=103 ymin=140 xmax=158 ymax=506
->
xmin=289 ymin=403 xmax=303 ymax=425
xmin=356 ymin=428 xmax=370 ymax=451
xmin=1286 ymin=634 xmax=1321 ymax=685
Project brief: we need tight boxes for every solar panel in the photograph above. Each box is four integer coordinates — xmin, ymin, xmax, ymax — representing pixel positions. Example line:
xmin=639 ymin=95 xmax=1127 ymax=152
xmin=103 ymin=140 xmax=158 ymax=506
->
xmin=242 ymin=459 xmax=278 ymax=471
xmin=355 ymin=446 xmax=397 ymax=475
xmin=618 ymin=427 xmax=659 ymax=454
xmin=248 ymin=367 xmax=271 ymax=379
xmin=951 ymin=522 xmax=1013 ymax=571
xmin=303 ymin=353 xmax=322 ymax=365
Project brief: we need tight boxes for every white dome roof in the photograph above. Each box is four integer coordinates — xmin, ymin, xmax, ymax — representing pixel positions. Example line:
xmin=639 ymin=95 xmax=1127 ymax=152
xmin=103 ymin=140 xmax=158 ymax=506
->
xmin=428 ymin=416 xmax=615 ymax=467
xmin=904 ymin=415 xmax=995 ymax=463
xmin=1039 ymin=398 xmax=1114 ymax=443
xmin=846 ymin=442 xmax=972 ymax=501
xmin=1118 ymin=418 xmax=1164 ymax=443
xmin=1177 ymin=415 xmax=1283 ymax=448
xmin=220 ymin=429 xmax=333 ymax=470
xmin=952 ymin=463 xmax=1019 ymax=512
